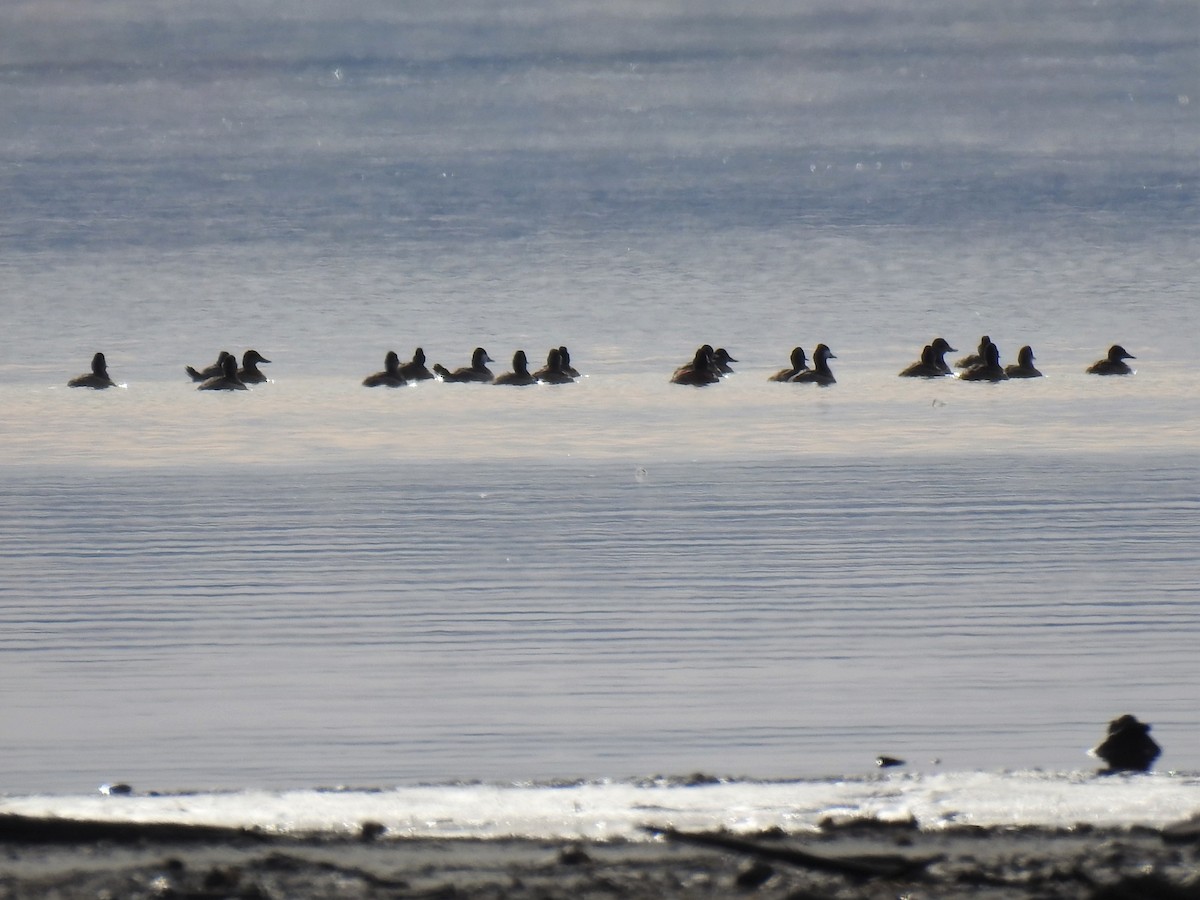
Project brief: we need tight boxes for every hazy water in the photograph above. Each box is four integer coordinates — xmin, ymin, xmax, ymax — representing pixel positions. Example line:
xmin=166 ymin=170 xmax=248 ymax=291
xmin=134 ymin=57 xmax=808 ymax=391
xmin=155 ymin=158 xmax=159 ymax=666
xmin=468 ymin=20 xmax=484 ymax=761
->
xmin=1 ymin=0 xmax=1198 ymax=796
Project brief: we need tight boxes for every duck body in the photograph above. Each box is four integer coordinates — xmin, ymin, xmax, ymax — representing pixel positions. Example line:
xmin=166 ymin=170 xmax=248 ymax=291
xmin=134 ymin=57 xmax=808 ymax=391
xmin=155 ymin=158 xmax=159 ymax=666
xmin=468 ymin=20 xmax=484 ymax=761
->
xmin=434 ymin=347 xmax=494 ymax=383
xmin=238 ymin=349 xmax=272 ymax=384
xmin=930 ymin=337 xmax=956 ymax=374
xmin=557 ymin=346 xmax=581 ymax=378
xmin=198 ymin=354 xmax=248 ymax=391
xmin=494 ymin=350 xmax=537 ymax=386
xmin=959 ymin=341 xmax=1008 ymax=382
xmin=533 ymin=348 xmax=575 ymax=384
xmin=791 ymin=344 xmax=836 ymax=385
xmin=398 ymin=348 xmax=434 ymax=381
xmin=1005 ymin=345 xmax=1043 ymax=378
xmin=955 ymin=335 xmax=991 ymax=370
xmin=69 ymin=352 xmax=117 ymax=389
xmin=1087 ymin=344 xmax=1135 ymax=375
xmin=899 ymin=345 xmax=944 ymax=378
xmin=770 ymin=346 xmax=808 ymax=382
xmin=712 ymin=348 xmax=737 ymax=375
xmin=671 ymin=345 xmax=719 ymax=386
xmin=1091 ymin=714 xmax=1161 ymax=773
xmin=363 ymin=350 xmax=407 ymax=387
xmin=186 ymin=351 xmax=231 ymax=382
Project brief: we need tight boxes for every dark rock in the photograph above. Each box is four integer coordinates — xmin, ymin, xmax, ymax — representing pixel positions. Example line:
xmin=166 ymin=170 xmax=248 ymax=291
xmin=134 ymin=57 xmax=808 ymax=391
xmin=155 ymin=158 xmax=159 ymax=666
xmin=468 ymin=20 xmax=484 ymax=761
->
xmin=735 ymin=860 xmax=774 ymax=889
xmin=559 ymin=843 xmax=591 ymax=865
xmin=359 ymin=821 xmax=386 ymax=842
xmin=876 ymin=756 xmax=905 ymax=769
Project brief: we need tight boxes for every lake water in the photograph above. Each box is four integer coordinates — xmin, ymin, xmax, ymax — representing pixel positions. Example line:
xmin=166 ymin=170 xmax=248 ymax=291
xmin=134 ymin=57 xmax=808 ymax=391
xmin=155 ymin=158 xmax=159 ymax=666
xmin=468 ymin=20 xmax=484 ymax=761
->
xmin=1 ymin=0 xmax=1198 ymax=826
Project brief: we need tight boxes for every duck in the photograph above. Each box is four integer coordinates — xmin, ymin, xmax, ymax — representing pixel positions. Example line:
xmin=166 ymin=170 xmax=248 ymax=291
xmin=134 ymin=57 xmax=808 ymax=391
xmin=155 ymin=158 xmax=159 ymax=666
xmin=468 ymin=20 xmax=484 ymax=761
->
xmin=533 ymin=348 xmax=575 ymax=384
xmin=197 ymin=353 xmax=248 ymax=391
xmin=770 ymin=347 xmax=808 ymax=382
xmin=186 ymin=351 xmax=231 ymax=382
xmin=363 ymin=351 xmax=407 ymax=387
xmin=557 ymin=346 xmax=581 ymax=378
xmin=959 ymin=341 xmax=1008 ymax=382
xmin=954 ymin=335 xmax=991 ymax=370
xmin=899 ymin=345 xmax=944 ymax=378
xmin=712 ymin=348 xmax=737 ymax=375
xmin=68 ymin=352 xmax=117 ymax=389
xmin=791 ymin=344 xmax=836 ymax=385
xmin=670 ymin=345 xmax=720 ymax=386
xmin=237 ymin=349 xmax=272 ymax=384
xmin=398 ymin=347 xmax=434 ymax=381
xmin=1087 ymin=344 xmax=1136 ymax=376
xmin=929 ymin=337 xmax=957 ymax=374
xmin=494 ymin=350 xmax=537 ymax=386
xmin=1005 ymin=345 xmax=1043 ymax=379
xmin=433 ymin=347 xmax=494 ymax=383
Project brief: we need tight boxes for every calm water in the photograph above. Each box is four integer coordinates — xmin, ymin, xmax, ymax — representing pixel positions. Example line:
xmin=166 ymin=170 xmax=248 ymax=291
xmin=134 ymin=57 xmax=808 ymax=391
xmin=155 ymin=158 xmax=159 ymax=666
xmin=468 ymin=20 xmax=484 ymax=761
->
xmin=1 ymin=0 xmax=1198 ymax=798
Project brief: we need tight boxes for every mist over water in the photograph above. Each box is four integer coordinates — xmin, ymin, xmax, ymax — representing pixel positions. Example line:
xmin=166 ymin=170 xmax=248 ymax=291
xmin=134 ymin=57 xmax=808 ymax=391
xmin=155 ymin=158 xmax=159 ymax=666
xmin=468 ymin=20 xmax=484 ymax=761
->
xmin=1 ymin=0 xmax=1198 ymax=803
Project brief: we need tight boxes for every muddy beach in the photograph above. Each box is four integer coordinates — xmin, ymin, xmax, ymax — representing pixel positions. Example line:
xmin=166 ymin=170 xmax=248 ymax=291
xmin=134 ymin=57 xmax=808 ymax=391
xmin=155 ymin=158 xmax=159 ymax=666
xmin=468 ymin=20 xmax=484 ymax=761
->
xmin=4 ymin=813 xmax=1200 ymax=899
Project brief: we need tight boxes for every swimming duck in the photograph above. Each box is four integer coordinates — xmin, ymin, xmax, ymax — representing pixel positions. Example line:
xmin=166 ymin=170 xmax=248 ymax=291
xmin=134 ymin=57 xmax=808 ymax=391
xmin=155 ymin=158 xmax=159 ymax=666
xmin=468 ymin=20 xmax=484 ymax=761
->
xmin=670 ymin=345 xmax=720 ymax=386
xmin=1086 ymin=344 xmax=1136 ymax=376
xmin=197 ymin=353 xmax=248 ymax=391
xmin=899 ymin=345 xmax=944 ymax=378
xmin=712 ymin=348 xmax=737 ymax=375
xmin=557 ymin=346 xmax=581 ymax=378
xmin=398 ymin=347 xmax=434 ymax=381
xmin=533 ymin=348 xmax=575 ymax=384
xmin=68 ymin=352 xmax=117 ymax=389
xmin=959 ymin=341 xmax=1008 ymax=382
xmin=954 ymin=335 xmax=991 ymax=370
xmin=929 ymin=337 xmax=956 ymax=374
xmin=363 ymin=351 xmax=407 ymax=387
xmin=791 ymin=344 xmax=836 ymax=385
xmin=494 ymin=350 xmax=537 ymax=386
xmin=433 ymin=347 xmax=494 ymax=383
xmin=186 ymin=351 xmax=231 ymax=382
xmin=1005 ymin=345 xmax=1043 ymax=379
xmin=237 ymin=349 xmax=271 ymax=384
xmin=770 ymin=347 xmax=808 ymax=382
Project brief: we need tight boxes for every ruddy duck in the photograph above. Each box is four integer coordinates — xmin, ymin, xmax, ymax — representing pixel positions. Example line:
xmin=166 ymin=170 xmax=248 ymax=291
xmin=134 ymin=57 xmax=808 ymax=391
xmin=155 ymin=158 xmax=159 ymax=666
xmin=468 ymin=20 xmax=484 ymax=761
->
xmin=433 ymin=347 xmax=494 ymax=383
xmin=959 ymin=341 xmax=1008 ymax=382
xmin=186 ymin=351 xmax=231 ymax=382
xmin=363 ymin=351 xmax=406 ymax=387
xmin=791 ymin=344 xmax=836 ymax=385
xmin=494 ymin=350 xmax=537 ymax=385
xmin=557 ymin=346 xmax=581 ymax=378
xmin=1004 ymin=345 xmax=1043 ymax=378
xmin=954 ymin=335 xmax=991 ymax=370
xmin=237 ymin=349 xmax=272 ymax=384
xmin=711 ymin=348 xmax=737 ymax=374
xmin=770 ymin=347 xmax=808 ymax=382
xmin=534 ymin=348 xmax=575 ymax=384
xmin=1086 ymin=344 xmax=1135 ymax=376
xmin=399 ymin=347 xmax=434 ymax=381
xmin=68 ymin=352 xmax=117 ymax=389
xmin=899 ymin=345 xmax=943 ymax=378
xmin=671 ymin=345 xmax=719 ymax=386
xmin=198 ymin=354 xmax=248 ymax=391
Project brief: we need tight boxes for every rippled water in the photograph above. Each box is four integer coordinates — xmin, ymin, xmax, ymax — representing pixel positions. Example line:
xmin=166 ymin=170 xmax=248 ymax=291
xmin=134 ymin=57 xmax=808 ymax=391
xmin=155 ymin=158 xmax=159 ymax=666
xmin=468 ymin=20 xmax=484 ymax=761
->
xmin=4 ymin=444 xmax=1200 ymax=792
xmin=1 ymin=0 xmax=1198 ymax=797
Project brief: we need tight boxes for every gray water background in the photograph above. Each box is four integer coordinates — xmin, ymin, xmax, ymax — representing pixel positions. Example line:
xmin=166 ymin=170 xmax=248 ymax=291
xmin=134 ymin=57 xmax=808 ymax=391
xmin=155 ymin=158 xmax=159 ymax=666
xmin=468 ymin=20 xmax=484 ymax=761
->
xmin=0 ymin=0 xmax=1197 ymax=793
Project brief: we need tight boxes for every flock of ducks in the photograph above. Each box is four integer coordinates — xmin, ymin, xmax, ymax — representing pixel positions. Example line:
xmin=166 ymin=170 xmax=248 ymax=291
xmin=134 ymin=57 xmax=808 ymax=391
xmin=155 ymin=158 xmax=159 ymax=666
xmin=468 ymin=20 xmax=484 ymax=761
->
xmin=66 ymin=340 xmax=1136 ymax=390
xmin=369 ymin=346 xmax=581 ymax=386
xmin=671 ymin=337 xmax=1136 ymax=386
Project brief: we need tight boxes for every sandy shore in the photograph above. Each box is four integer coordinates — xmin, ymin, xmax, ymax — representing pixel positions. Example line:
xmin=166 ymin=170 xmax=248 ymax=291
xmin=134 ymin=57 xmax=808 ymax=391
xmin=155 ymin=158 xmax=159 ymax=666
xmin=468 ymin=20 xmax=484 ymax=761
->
xmin=2 ymin=814 xmax=1199 ymax=898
